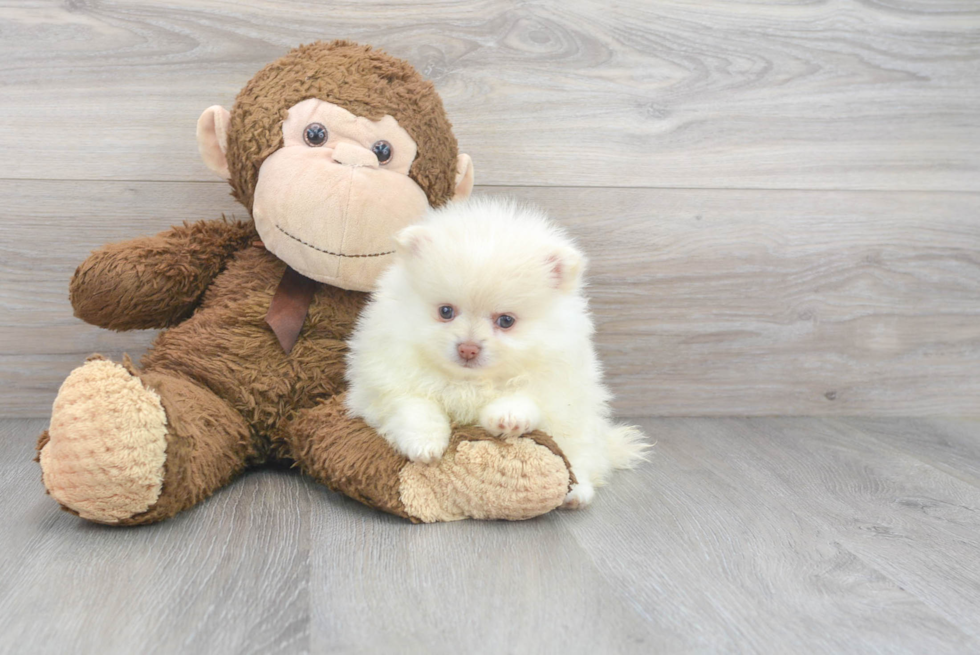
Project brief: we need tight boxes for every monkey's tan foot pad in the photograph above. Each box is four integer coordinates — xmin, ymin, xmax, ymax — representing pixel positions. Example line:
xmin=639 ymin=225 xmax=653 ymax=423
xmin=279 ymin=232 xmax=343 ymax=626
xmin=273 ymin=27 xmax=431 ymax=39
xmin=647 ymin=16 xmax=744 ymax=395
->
xmin=39 ymin=357 xmax=168 ymax=524
xmin=398 ymin=432 xmax=572 ymax=522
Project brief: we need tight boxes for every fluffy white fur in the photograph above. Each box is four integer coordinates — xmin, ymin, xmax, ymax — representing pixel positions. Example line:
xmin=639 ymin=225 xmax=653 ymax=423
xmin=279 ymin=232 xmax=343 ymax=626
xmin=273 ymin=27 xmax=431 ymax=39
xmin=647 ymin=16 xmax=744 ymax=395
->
xmin=345 ymin=197 xmax=648 ymax=508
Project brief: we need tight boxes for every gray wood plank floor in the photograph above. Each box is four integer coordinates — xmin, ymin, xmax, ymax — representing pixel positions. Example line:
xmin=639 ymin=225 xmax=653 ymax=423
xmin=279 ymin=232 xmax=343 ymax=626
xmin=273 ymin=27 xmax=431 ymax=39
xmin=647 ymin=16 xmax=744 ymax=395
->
xmin=3 ymin=417 xmax=979 ymax=655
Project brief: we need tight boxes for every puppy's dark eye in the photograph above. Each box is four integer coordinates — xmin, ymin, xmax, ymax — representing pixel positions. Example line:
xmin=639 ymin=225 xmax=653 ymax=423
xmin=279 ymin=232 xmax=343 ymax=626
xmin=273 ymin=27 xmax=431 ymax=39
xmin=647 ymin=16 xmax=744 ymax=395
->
xmin=495 ymin=314 xmax=516 ymax=329
xmin=304 ymin=123 xmax=327 ymax=147
xmin=372 ymin=140 xmax=393 ymax=164
xmin=438 ymin=305 xmax=455 ymax=321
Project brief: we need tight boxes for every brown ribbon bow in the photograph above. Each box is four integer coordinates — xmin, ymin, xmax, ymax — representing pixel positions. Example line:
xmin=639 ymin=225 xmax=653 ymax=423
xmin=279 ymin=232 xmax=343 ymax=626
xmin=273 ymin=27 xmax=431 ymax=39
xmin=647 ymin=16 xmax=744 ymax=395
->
xmin=265 ymin=265 xmax=319 ymax=354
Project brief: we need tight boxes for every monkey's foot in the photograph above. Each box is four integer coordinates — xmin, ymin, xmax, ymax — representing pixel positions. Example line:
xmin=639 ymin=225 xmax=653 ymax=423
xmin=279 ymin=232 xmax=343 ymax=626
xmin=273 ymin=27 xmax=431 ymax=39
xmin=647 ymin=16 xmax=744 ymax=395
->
xmin=38 ymin=357 xmax=168 ymax=523
xmin=398 ymin=429 xmax=573 ymax=522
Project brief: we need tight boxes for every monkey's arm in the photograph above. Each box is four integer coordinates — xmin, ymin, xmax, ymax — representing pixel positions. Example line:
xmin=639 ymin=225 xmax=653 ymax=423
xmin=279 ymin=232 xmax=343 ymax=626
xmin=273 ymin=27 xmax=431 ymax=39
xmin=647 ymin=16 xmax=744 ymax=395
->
xmin=71 ymin=219 xmax=257 ymax=331
xmin=282 ymin=396 xmax=574 ymax=523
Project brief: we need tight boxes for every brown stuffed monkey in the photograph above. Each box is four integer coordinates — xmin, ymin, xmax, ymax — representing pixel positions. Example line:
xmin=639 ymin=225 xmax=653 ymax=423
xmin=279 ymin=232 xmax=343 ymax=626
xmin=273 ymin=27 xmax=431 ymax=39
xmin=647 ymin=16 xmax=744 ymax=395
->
xmin=36 ymin=41 xmax=573 ymax=525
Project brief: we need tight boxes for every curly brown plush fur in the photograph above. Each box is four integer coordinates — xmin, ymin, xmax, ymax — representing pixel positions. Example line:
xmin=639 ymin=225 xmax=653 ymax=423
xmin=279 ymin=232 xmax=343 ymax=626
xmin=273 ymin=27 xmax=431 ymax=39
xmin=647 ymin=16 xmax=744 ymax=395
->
xmin=227 ymin=40 xmax=459 ymax=211
xmin=70 ymin=219 xmax=256 ymax=331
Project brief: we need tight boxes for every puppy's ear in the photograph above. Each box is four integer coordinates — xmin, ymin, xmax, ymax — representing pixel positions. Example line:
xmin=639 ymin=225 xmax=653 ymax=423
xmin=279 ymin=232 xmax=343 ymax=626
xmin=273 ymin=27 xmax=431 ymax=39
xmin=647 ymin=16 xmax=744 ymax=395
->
xmin=394 ymin=225 xmax=432 ymax=258
xmin=546 ymin=245 xmax=586 ymax=293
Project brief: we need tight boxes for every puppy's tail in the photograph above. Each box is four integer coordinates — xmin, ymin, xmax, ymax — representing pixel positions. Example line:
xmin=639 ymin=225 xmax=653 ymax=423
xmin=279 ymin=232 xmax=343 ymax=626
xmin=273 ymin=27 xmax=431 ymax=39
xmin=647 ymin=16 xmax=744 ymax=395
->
xmin=605 ymin=423 xmax=651 ymax=470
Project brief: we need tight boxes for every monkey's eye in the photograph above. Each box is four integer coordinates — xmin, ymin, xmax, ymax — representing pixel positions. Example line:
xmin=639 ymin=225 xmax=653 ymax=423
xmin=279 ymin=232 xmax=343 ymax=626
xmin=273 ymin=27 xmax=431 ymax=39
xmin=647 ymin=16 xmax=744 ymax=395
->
xmin=372 ymin=140 xmax=393 ymax=164
xmin=495 ymin=314 xmax=516 ymax=330
xmin=438 ymin=305 xmax=455 ymax=321
xmin=304 ymin=123 xmax=328 ymax=147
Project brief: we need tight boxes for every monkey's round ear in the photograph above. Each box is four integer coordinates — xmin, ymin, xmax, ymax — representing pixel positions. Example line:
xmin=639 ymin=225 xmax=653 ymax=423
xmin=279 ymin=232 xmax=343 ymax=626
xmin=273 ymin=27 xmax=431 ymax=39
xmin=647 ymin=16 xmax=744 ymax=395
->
xmin=394 ymin=224 xmax=433 ymax=258
xmin=197 ymin=105 xmax=232 ymax=180
xmin=453 ymin=154 xmax=475 ymax=201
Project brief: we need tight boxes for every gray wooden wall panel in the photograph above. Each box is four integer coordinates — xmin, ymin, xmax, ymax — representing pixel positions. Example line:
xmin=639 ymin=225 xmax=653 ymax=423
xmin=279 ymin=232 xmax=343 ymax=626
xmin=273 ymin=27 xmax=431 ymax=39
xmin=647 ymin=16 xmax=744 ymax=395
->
xmin=2 ymin=180 xmax=978 ymax=417
xmin=1 ymin=1 xmax=978 ymax=417
xmin=0 ymin=1 xmax=977 ymax=189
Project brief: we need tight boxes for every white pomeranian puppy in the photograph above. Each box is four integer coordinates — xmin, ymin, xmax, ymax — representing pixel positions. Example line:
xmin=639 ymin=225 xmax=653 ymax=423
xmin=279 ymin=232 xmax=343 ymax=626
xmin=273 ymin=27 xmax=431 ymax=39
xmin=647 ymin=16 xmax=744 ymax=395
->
xmin=345 ymin=197 xmax=648 ymax=508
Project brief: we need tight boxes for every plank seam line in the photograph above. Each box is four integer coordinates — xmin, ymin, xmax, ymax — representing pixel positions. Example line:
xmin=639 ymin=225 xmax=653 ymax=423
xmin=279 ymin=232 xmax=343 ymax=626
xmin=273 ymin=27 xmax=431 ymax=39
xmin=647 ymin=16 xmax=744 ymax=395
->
xmin=1 ymin=178 xmax=979 ymax=195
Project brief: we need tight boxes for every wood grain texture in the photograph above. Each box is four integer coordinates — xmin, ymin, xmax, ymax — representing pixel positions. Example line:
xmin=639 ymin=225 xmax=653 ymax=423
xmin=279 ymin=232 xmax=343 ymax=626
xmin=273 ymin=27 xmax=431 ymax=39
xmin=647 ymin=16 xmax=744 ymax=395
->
xmin=558 ymin=417 xmax=980 ymax=653
xmin=0 ymin=1 xmax=978 ymax=189
xmin=836 ymin=417 xmax=980 ymax=486
xmin=709 ymin=417 xmax=980 ymax=642
xmin=0 ymin=421 xmax=311 ymax=655
xmin=4 ymin=417 xmax=980 ymax=653
xmin=3 ymin=180 xmax=978 ymax=417
xmin=308 ymin=495 xmax=656 ymax=654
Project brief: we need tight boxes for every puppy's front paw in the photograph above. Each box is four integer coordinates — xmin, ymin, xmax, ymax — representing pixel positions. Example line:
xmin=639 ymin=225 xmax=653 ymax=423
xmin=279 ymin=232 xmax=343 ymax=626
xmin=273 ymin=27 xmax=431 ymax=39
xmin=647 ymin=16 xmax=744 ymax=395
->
xmin=399 ymin=434 xmax=450 ymax=464
xmin=391 ymin=419 xmax=451 ymax=463
xmin=562 ymin=482 xmax=595 ymax=510
xmin=480 ymin=396 xmax=541 ymax=438
xmin=383 ymin=400 xmax=452 ymax=464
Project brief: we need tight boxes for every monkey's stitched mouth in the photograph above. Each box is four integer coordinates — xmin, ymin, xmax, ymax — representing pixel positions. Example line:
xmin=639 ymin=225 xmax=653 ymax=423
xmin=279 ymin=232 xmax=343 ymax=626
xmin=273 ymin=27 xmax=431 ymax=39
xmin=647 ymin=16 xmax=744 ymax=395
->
xmin=275 ymin=224 xmax=394 ymax=258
